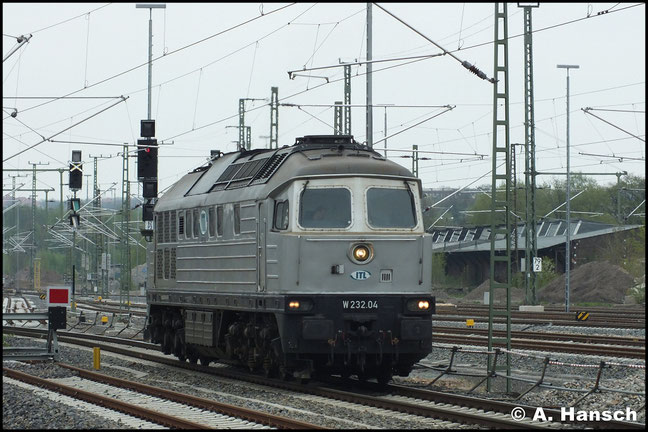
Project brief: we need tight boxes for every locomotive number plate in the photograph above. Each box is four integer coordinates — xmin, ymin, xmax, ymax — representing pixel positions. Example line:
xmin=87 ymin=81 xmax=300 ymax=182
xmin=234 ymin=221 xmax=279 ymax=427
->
xmin=342 ymin=300 xmax=378 ymax=310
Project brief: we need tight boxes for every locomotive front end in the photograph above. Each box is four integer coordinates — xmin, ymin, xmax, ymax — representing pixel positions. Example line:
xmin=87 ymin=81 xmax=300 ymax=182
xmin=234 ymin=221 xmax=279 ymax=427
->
xmin=270 ymin=174 xmax=435 ymax=383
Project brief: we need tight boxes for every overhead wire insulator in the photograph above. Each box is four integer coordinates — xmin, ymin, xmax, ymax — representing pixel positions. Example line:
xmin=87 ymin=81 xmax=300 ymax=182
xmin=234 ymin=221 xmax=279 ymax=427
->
xmin=461 ymin=60 xmax=497 ymax=83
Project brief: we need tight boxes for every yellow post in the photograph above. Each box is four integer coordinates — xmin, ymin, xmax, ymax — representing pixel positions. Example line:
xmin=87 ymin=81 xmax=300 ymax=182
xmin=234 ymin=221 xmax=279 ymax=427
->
xmin=93 ymin=347 xmax=100 ymax=370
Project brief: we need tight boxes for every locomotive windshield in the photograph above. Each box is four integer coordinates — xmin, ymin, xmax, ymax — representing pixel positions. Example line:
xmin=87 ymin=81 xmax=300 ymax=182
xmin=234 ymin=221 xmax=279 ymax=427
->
xmin=367 ymin=187 xmax=417 ymax=228
xmin=299 ymin=187 xmax=351 ymax=228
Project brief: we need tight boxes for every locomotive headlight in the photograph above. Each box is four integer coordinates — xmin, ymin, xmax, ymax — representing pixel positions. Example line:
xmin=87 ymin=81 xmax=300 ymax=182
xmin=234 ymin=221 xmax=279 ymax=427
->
xmin=349 ymin=243 xmax=374 ymax=264
xmin=286 ymin=298 xmax=313 ymax=312
xmin=406 ymin=298 xmax=432 ymax=312
xmin=353 ymin=245 xmax=369 ymax=261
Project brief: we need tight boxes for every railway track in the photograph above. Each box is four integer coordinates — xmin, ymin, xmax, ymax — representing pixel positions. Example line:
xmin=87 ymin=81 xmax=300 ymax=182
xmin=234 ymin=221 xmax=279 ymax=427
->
xmin=4 ymin=365 xmax=315 ymax=429
xmin=432 ymin=333 xmax=645 ymax=359
xmin=4 ymin=326 xmax=644 ymax=429
xmin=434 ymin=314 xmax=645 ymax=329
xmin=436 ymin=305 xmax=645 ymax=328
xmin=435 ymin=325 xmax=646 ymax=347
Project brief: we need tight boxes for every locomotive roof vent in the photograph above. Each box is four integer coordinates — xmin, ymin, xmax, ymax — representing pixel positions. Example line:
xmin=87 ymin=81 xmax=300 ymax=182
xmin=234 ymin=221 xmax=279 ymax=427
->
xmin=294 ymin=135 xmax=369 ymax=151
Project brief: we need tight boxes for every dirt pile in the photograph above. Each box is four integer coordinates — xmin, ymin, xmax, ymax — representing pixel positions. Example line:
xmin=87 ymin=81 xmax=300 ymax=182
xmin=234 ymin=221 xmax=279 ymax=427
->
xmin=538 ymin=260 xmax=635 ymax=304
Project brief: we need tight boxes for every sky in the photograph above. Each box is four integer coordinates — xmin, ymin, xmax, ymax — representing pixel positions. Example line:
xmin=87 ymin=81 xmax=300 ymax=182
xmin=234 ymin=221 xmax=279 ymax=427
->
xmin=3 ymin=2 xmax=645 ymax=208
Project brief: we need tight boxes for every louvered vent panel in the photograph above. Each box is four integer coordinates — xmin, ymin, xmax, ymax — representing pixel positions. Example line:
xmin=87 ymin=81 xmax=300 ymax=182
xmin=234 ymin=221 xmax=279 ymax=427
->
xmin=156 ymin=214 xmax=163 ymax=243
xmin=170 ymin=212 xmax=177 ymax=242
xmin=170 ymin=248 xmax=176 ymax=279
xmin=156 ymin=249 xmax=163 ymax=279
xmin=164 ymin=248 xmax=170 ymax=279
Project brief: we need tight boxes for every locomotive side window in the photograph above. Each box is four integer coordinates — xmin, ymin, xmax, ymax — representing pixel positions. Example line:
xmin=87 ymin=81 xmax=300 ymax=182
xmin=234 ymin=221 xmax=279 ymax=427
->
xmin=199 ymin=209 xmax=208 ymax=236
xmin=274 ymin=200 xmax=289 ymax=230
xmin=367 ymin=187 xmax=417 ymax=228
xmin=299 ymin=188 xmax=351 ymax=228
xmin=193 ymin=209 xmax=200 ymax=238
xmin=208 ymin=207 xmax=215 ymax=237
xmin=233 ymin=203 xmax=241 ymax=235
xmin=216 ymin=205 xmax=223 ymax=236
xmin=186 ymin=210 xmax=193 ymax=239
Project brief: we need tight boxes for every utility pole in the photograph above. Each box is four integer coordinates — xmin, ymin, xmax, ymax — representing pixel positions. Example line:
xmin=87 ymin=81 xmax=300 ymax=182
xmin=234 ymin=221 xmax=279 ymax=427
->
xmin=29 ymin=161 xmax=49 ymax=291
xmin=412 ymin=145 xmax=419 ymax=177
xmin=121 ymin=145 xmax=131 ymax=306
xmin=366 ymin=2 xmax=373 ymax=148
xmin=344 ymin=64 xmax=351 ymax=135
xmin=237 ymin=97 xmax=266 ymax=150
xmin=89 ymin=154 xmax=107 ymax=296
xmin=8 ymin=174 xmax=27 ymax=291
xmin=488 ymin=2 xmax=512 ymax=394
xmin=270 ymin=86 xmax=279 ymax=149
xmin=521 ymin=3 xmax=539 ymax=305
xmin=556 ymin=64 xmax=579 ymax=313
xmin=334 ymin=101 xmax=343 ymax=135
xmin=136 ymin=3 xmax=166 ymax=120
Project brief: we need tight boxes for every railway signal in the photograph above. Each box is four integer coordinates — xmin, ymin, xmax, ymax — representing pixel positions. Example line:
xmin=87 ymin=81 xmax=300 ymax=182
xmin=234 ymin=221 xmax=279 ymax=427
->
xmin=69 ymin=150 xmax=83 ymax=190
xmin=138 ymin=120 xmax=157 ymax=239
xmin=137 ymin=138 xmax=158 ymax=180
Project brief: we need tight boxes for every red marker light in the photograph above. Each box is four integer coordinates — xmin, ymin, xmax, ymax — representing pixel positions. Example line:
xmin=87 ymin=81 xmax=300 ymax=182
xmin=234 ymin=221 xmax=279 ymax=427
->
xmin=145 ymin=147 xmax=151 ymax=153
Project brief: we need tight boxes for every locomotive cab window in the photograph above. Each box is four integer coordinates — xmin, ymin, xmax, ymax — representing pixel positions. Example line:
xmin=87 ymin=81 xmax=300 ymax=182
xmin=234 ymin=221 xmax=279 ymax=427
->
xmin=274 ymin=200 xmax=289 ymax=230
xmin=299 ymin=187 xmax=351 ymax=229
xmin=367 ymin=187 xmax=417 ymax=229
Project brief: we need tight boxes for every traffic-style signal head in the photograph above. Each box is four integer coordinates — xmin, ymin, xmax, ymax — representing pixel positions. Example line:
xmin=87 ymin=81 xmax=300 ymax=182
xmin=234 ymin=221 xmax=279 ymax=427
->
xmin=69 ymin=198 xmax=81 ymax=212
xmin=69 ymin=150 xmax=83 ymax=191
xmin=142 ymin=180 xmax=157 ymax=198
xmin=137 ymin=138 xmax=158 ymax=180
xmin=141 ymin=119 xmax=155 ymax=138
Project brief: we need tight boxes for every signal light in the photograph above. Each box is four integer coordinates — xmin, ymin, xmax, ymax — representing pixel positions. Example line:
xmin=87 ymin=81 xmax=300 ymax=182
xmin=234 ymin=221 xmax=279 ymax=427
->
xmin=140 ymin=119 xmax=155 ymax=138
xmin=137 ymin=138 xmax=158 ymax=180
xmin=69 ymin=150 xmax=83 ymax=190
xmin=142 ymin=180 xmax=157 ymax=198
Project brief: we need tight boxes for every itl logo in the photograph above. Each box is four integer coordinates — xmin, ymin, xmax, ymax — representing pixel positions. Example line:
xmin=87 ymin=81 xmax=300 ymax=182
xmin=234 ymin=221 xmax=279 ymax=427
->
xmin=350 ymin=270 xmax=371 ymax=280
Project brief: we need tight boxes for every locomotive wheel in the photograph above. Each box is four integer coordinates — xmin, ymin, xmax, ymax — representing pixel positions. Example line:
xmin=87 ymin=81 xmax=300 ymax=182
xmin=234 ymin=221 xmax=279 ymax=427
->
xmin=199 ymin=356 xmax=211 ymax=367
xmin=162 ymin=329 xmax=174 ymax=355
xmin=174 ymin=331 xmax=186 ymax=362
xmin=186 ymin=346 xmax=198 ymax=364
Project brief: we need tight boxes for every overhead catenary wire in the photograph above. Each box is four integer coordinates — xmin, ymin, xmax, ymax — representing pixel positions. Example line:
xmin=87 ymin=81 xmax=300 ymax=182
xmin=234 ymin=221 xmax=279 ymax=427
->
xmin=372 ymin=3 xmax=495 ymax=83
xmin=3 ymin=96 xmax=128 ymax=162
xmin=4 ymin=3 xmax=298 ymax=120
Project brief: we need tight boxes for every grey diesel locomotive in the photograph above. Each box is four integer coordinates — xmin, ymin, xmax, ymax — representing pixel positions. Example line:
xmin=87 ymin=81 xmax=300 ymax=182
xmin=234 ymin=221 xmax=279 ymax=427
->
xmin=146 ymin=135 xmax=435 ymax=383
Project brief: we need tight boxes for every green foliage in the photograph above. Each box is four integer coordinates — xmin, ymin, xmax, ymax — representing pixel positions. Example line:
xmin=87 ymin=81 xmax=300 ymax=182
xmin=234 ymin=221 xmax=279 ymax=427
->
xmin=431 ymin=252 xmax=448 ymax=286
xmin=536 ymin=257 xmax=559 ymax=289
xmin=629 ymin=283 xmax=645 ymax=304
xmin=464 ymin=174 xmax=645 ymax=227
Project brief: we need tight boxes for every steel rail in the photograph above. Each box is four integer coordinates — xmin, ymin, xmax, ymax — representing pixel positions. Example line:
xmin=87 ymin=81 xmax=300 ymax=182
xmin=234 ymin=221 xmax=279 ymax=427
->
xmin=435 ymin=325 xmax=646 ymax=347
xmin=3 ymin=367 xmax=209 ymax=429
xmin=57 ymin=363 xmax=325 ymax=429
xmin=433 ymin=334 xmax=645 ymax=359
